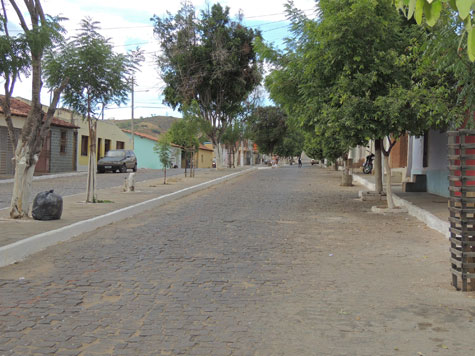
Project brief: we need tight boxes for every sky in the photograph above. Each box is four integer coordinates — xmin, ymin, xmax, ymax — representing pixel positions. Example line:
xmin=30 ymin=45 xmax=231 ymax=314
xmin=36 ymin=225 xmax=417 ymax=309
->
xmin=6 ymin=0 xmax=318 ymax=120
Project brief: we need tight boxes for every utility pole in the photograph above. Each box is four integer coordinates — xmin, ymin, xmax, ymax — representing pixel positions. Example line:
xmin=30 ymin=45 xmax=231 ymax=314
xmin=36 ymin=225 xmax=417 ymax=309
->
xmin=131 ymin=76 xmax=135 ymax=150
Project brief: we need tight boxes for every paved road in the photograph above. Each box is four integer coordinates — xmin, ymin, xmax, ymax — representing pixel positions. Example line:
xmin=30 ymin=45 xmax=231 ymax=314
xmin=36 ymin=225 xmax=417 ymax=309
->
xmin=1 ymin=166 xmax=475 ymax=355
xmin=0 ymin=169 xmax=186 ymax=209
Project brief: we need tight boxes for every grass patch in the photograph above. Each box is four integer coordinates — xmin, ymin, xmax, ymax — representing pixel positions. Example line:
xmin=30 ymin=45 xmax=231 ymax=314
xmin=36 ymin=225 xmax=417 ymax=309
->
xmin=95 ymin=199 xmax=114 ymax=203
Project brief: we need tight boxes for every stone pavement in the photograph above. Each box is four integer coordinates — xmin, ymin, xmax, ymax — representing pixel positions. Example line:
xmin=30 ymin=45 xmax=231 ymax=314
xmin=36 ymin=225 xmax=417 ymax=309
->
xmin=353 ymin=173 xmax=449 ymax=236
xmin=0 ymin=167 xmax=452 ymax=268
xmin=0 ymin=168 xmax=254 ymax=266
xmin=1 ymin=166 xmax=474 ymax=355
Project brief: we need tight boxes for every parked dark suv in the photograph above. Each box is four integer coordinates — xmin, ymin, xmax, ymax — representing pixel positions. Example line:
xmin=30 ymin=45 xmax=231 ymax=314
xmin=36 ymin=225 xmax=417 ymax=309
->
xmin=97 ymin=149 xmax=137 ymax=173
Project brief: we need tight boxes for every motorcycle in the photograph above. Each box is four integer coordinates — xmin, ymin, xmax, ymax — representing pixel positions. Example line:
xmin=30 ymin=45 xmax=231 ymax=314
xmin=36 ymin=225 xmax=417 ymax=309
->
xmin=363 ymin=153 xmax=375 ymax=174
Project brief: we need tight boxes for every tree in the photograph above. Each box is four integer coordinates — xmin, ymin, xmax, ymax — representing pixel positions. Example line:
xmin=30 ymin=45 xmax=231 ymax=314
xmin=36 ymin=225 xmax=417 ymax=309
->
xmin=44 ymin=18 xmax=140 ymax=203
xmin=154 ymin=134 xmax=172 ymax=184
xmin=166 ymin=106 xmax=202 ymax=177
xmin=394 ymin=0 xmax=475 ymax=61
xmin=0 ymin=1 xmax=30 ymax=154
xmin=1 ymin=0 xmax=69 ymax=218
xmin=151 ymin=3 xmax=262 ymax=167
xmin=274 ymin=126 xmax=304 ymax=161
xmin=259 ymin=0 xmax=454 ymax=208
xmin=221 ymin=120 xmax=243 ymax=168
xmin=247 ymin=106 xmax=287 ymax=156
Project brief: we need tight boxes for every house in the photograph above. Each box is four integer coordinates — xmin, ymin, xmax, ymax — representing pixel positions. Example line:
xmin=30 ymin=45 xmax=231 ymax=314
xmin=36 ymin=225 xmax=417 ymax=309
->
xmin=349 ymin=130 xmax=449 ymax=198
xmin=196 ymin=144 xmax=214 ymax=168
xmin=181 ymin=144 xmax=214 ymax=168
xmin=122 ymin=129 xmax=182 ymax=169
xmin=0 ymin=98 xmax=79 ymax=175
xmin=16 ymin=98 xmax=132 ymax=172
xmin=405 ymin=130 xmax=448 ymax=197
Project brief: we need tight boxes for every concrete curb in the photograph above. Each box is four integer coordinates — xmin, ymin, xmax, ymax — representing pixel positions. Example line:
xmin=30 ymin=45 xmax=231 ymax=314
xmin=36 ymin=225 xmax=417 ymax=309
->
xmin=352 ymin=174 xmax=376 ymax=191
xmin=353 ymin=174 xmax=449 ymax=238
xmin=0 ymin=171 xmax=87 ymax=185
xmin=0 ymin=168 xmax=256 ymax=267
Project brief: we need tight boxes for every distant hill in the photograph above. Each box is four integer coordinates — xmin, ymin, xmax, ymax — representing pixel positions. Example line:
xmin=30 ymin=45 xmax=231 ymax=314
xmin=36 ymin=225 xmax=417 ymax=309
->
xmin=108 ymin=115 xmax=180 ymax=137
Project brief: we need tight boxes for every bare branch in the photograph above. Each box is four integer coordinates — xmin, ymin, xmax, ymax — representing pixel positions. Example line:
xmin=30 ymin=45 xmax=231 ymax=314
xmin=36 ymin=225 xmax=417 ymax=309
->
xmin=35 ymin=0 xmax=46 ymax=23
xmin=1 ymin=0 xmax=10 ymax=36
xmin=8 ymin=0 xmax=29 ymax=32
xmin=382 ymin=136 xmax=398 ymax=156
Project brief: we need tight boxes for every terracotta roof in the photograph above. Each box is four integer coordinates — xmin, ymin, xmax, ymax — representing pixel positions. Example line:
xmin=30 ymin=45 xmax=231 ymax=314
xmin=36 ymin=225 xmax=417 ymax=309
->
xmin=122 ymin=129 xmax=181 ymax=148
xmin=0 ymin=97 xmax=79 ymax=129
xmin=199 ymin=144 xmax=214 ymax=152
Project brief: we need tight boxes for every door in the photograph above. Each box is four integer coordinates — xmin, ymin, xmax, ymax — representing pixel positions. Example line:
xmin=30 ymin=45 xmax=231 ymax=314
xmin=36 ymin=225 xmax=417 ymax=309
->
xmin=73 ymin=131 xmax=78 ymax=171
xmin=35 ymin=131 xmax=51 ymax=173
xmin=97 ymin=138 xmax=102 ymax=162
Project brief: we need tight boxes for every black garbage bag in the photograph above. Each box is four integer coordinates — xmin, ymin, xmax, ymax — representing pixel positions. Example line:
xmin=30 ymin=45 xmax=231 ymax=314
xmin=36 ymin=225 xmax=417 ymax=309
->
xmin=32 ymin=190 xmax=63 ymax=220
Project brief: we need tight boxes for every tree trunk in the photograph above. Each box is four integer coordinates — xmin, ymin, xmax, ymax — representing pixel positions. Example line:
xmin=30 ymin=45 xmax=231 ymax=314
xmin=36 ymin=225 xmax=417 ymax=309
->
xmin=214 ymin=144 xmax=224 ymax=169
xmin=163 ymin=167 xmax=167 ymax=184
xmin=384 ymin=152 xmax=395 ymax=209
xmin=184 ymin=151 xmax=188 ymax=177
xmin=1 ymin=95 xmax=18 ymax=153
xmin=374 ymin=139 xmax=383 ymax=194
xmin=9 ymin=143 xmax=38 ymax=218
xmin=240 ymin=140 xmax=244 ymax=166
xmin=341 ymin=156 xmax=352 ymax=186
xmin=86 ymin=118 xmax=97 ymax=203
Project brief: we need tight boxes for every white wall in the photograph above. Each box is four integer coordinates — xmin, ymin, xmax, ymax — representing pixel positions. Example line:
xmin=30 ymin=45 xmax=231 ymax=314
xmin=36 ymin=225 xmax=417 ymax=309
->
xmin=427 ymin=130 xmax=448 ymax=170
xmin=411 ymin=136 xmax=424 ymax=173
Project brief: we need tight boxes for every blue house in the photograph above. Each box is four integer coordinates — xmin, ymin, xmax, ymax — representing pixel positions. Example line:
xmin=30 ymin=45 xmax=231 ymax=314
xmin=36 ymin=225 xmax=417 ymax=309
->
xmin=122 ymin=130 xmax=181 ymax=169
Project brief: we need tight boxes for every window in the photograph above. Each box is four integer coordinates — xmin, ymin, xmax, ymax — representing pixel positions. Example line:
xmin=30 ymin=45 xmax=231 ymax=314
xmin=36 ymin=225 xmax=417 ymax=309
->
xmin=60 ymin=130 xmax=67 ymax=154
xmin=116 ymin=141 xmax=124 ymax=149
xmin=81 ymin=135 xmax=88 ymax=156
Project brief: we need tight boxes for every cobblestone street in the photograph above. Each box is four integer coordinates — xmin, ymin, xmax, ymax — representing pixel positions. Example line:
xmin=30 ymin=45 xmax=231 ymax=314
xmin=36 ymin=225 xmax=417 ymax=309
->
xmin=1 ymin=166 xmax=475 ymax=355
xmin=0 ymin=169 xmax=186 ymax=210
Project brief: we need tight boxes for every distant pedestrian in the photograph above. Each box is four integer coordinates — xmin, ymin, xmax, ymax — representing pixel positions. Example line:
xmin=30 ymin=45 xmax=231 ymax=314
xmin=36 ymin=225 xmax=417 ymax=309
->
xmin=298 ymin=157 xmax=302 ymax=168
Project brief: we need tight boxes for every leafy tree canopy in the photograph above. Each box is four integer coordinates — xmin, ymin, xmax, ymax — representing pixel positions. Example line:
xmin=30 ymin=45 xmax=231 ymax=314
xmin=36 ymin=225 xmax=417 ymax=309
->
xmin=258 ymin=0 xmax=457 ymax=161
xmin=274 ymin=126 xmax=304 ymax=158
xmin=44 ymin=18 xmax=139 ymax=119
xmin=151 ymin=3 xmax=262 ymax=145
xmin=247 ymin=106 xmax=287 ymax=155
xmin=166 ymin=105 xmax=203 ymax=151
xmin=394 ymin=0 xmax=475 ymax=61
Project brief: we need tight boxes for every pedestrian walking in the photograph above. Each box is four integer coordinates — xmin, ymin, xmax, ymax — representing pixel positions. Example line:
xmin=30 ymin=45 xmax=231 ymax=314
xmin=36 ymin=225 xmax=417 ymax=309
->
xmin=298 ymin=157 xmax=302 ymax=168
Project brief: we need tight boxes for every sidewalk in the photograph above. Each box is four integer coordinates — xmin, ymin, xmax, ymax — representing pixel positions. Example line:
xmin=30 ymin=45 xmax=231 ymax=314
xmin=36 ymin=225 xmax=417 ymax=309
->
xmin=353 ymin=173 xmax=450 ymax=237
xmin=0 ymin=167 xmax=256 ymax=267
xmin=0 ymin=171 xmax=87 ymax=184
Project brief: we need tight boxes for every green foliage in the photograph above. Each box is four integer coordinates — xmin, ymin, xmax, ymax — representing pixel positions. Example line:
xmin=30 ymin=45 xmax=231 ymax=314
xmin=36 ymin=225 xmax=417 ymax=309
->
xmin=0 ymin=33 xmax=30 ymax=84
xmin=154 ymin=133 xmax=172 ymax=169
xmin=274 ymin=126 xmax=304 ymax=158
xmin=43 ymin=18 xmax=140 ymax=119
xmin=259 ymin=0 xmax=456 ymax=162
xmin=25 ymin=14 xmax=66 ymax=57
xmin=394 ymin=0 xmax=475 ymax=60
xmin=221 ymin=120 xmax=243 ymax=149
xmin=167 ymin=104 xmax=203 ymax=151
xmin=151 ymin=3 xmax=262 ymax=144
xmin=247 ymin=106 xmax=287 ymax=155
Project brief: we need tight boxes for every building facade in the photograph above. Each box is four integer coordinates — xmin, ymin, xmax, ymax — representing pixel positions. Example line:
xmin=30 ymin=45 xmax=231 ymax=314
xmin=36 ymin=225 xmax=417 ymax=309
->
xmin=122 ymin=130 xmax=182 ymax=169
xmin=0 ymin=98 xmax=78 ymax=175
